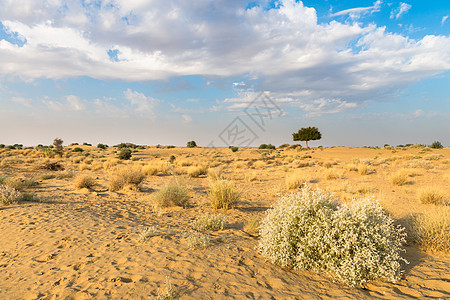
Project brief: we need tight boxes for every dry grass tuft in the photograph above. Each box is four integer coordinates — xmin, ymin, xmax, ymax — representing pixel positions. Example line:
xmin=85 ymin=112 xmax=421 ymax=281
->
xmin=390 ymin=170 xmax=410 ymax=186
xmin=285 ymin=171 xmax=308 ymax=189
xmin=209 ymin=180 xmax=239 ymax=209
xmin=108 ymin=165 xmax=145 ymax=191
xmin=74 ymin=174 xmax=96 ymax=189
xmin=207 ymin=167 xmax=224 ymax=180
xmin=419 ymin=188 xmax=446 ymax=205
xmin=358 ymin=164 xmax=369 ymax=175
xmin=153 ymin=179 xmax=189 ymax=208
xmin=187 ymin=165 xmax=207 ymax=178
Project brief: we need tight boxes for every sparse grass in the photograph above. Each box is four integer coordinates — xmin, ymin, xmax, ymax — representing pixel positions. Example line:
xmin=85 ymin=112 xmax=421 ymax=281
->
xmin=207 ymin=167 xmax=224 ymax=180
xmin=56 ymin=170 xmax=75 ymax=179
xmin=253 ymin=161 xmax=266 ymax=169
xmin=40 ymin=174 xmax=56 ymax=180
xmin=358 ymin=164 xmax=369 ymax=175
xmin=192 ymin=213 xmax=226 ymax=231
xmin=325 ymin=169 xmax=342 ymax=180
xmin=187 ymin=165 xmax=207 ymax=178
xmin=108 ymin=165 xmax=145 ymax=191
xmin=243 ymin=218 xmax=259 ymax=236
xmin=153 ymin=179 xmax=189 ymax=208
xmin=419 ymin=188 xmax=446 ymax=205
xmin=390 ymin=170 xmax=410 ymax=186
xmin=209 ymin=180 xmax=239 ymax=209
xmin=409 ymin=207 xmax=450 ymax=254
xmin=143 ymin=165 xmax=158 ymax=176
xmin=285 ymin=171 xmax=308 ymax=189
xmin=156 ymin=276 xmax=176 ymax=300
xmin=74 ymin=174 xmax=96 ymax=189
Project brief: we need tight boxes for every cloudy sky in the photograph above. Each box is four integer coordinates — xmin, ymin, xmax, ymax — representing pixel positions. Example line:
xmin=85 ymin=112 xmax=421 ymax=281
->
xmin=1 ymin=0 xmax=449 ymax=147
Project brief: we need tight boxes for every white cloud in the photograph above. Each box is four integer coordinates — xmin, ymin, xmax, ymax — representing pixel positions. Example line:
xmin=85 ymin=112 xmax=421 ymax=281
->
xmin=11 ymin=96 xmax=32 ymax=107
xmin=182 ymin=114 xmax=192 ymax=124
xmin=124 ymin=89 xmax=159 ymax=118
xmin=0 ymin=0 xmax=449 ymax=112
xmin=331 ymin=0 xmax=382 ymax=19
xmin=42 ymin=95 xmax=86 ymax=111
xmin=442 ymin=16 xmax=449 ymax=26
xmin=390 ymin=2 xmax=411 ymax=19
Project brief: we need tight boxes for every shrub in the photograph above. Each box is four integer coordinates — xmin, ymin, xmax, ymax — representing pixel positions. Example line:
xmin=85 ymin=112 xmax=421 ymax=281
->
xmin=230 ymin=146 xmax=239 ymax=152
xmin=259 ymin=144 xmax=276 ymax=149
xmin=430 ymin=141 xmax=443 ymax=149
xmin=118 ymin=148 xmax=132 ymax=160
xmin=97 ymin=143 xmax=108 ymax=149
xmin=209 ymin=180 xmax=239 ymax=209
xmin=187 ymin=165 xmax=207 ymax=178
xmin=192 ymin=213 xmax=226 ymax=231
xmin=358 ymin=164 xmax=369 ymax=175
xmin=153 ymin=180 xmax=189 ymax=208
xmin=72 ymin=147 xmax=83 ymax=152
xmin=419 ymin=188 xmax=445 ymax=205
xmin=74 ymin=174 xmax=96 ymax=189
xmin=108 ymin=165 xmax=145 ymax=191
xmin=390 ymin=170 xmax=409 ymax=186
xmin=53 ymin=138 xmax=64 ymax=157
xmin=187 ymin=141 xmax=197 ymax=148
xmin=258 ymin=185 xmax=407 ymax=287
xmin=185 ymin=232 xmax=210 ymax=249
xmin=0 ymin=185 xmax=21 ymax=205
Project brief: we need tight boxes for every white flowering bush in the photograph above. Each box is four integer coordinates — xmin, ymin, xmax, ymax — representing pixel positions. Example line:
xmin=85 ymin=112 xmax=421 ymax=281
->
xmin=0 ymin=185 xmax=21 ymax=205
xmin=258 ymin=185 xmax=407 ymax=287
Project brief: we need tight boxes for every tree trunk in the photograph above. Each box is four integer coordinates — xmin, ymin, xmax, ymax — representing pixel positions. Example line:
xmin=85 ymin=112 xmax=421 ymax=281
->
xmin=305 ymin=140 xmax=309 ymax=148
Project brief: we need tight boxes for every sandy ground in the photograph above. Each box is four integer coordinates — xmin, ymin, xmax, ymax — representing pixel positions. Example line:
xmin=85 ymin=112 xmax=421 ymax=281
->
xmin=1 ymin=146 xmax=449 ymax=299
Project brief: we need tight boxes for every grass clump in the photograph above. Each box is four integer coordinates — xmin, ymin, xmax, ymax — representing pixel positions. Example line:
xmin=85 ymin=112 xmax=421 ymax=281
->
xmin=40 ymin=174 xmax=56 ymax=180
xmin=285 ymin=171 xmax=308 ymax=189
xmin=258 ymin=185 xmax=407 ymax=287
xmin=137 ymin=226 xmax=158 ymax=242
xmin=409 ymin=207 xmax=450 ymax=254
xmin=207 ymin=167 xmax=223 ymax=180
xmin=74 ymin=174 xmax=96 ymax=189
xmin=243 ymin=218 xmax=259 ymax=236
xmin=419 ymin=188 xmax=446 ymax=205
xmin=209 ymin=180 xmax=239 ymax=209
xmin=390 ymin=170 xmax=409 ymax=186
xmin=192 ymin=213 xmax=226 ymax=231
xmin=108 ymin=165 xmax=145 ymax=191
xmin=153 ymin=180 xmax=189 ymax=208
xmin=0 ymin=185 xmax=21 ymax=205
xmin=185 ymin=232 xmax=210 ymax=249
xmin=187 ymin=165 xmax=207 ymax=178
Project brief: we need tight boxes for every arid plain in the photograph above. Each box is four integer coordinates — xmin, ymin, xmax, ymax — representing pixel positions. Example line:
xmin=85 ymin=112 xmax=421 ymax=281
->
xmin=1 ymin=144 xmax=449 ymax=299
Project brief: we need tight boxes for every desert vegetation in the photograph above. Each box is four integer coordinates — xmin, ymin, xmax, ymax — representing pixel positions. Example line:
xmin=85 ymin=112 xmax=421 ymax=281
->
xmin=0 ymin=142 xmax=449 ymax=298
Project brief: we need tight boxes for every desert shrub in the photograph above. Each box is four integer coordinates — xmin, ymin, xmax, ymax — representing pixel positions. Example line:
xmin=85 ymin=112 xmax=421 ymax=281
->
xmin=409 ymin=207 xmax=450 ymax=253
xmin=185 ymin=232 xmax=210 ymax=249
xmin=187 ymin=141 xmax=197 ymax=148
xmin=390 ymin=170 xmax=409 ymax=186
xmin=143 ymin=165 xmax=158 ymax=176
xmin=230 ymin=146 xmax=239 ymax=152
xmin=419 ymin=188 xmax=446 ymax=205
xmin=259 ymin=144 xmax=276 ymax=149
xmin=187 ymin=165 xmax=207 ymax=178
xmin=209 ymin=180 xmax=239 ymax=209
xmin=258 ymin=185 xmax=407 ymax=287
xmin=137 ymin=226 xmax=158 ymax=242
xmin=358 ymin=164 xmax=369 ymax=175
xmin=430 ymin=141 xmax=443 ymax=149
xmin=2 ymin=177 xmax=28 ymax=191
xmin=118 ymin=148 xmax=132 ymax=160
xmin=72 ymin=147 xmax=83 ymax=152
xmin=153 ymin=180 xmax=189 ymax=208
xmin=324 ymin=169 xmax=341 ymax=180
xmin=74 ymin=174 xmax=96 ymax=189
xmin=192 ymin=213 xmax=226 ymax=231
xmin=97 ymin=143 xmax=108 ymax=149
xmin=0 ymin=185 xmax=21 ymax=205
xmin=285 ymin=171 xmax=308 ymax=189
xmin=108 ymin=165 xmax=145 ymax=191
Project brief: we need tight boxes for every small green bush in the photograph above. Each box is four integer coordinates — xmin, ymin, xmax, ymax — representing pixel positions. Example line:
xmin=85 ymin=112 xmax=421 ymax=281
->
xmin=230 ymin=146 xmax=239 ymax=152
xmin=187 ymin=141 xmax=197 ymax=148
xmin=258 ymin=185 xmax=407 ymax=287
xmin=118 ymin=148 xmax=132 ymax=160
xmin=72 ymin=147 xmax=83 ymax=152
xmin=192 ymin=213 xmax=226 ymax=231
xmin=430 ymin=141 xmax=443 ymax=149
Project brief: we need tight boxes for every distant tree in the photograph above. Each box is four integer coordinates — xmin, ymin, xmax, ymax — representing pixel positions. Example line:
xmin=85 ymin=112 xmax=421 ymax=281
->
xmin=292 ymin=127 xmax=322 ymax=148
xmin=430 ymin=141 xmax=443 ymax=149
xmin=118 ymin=148 xmax=132 ymax=160
xmin=53 ymin=138 xmax=64 ymax=157
xmin=97 ymin=143 xmax=108 ymax=149
xmin=187 ymin=141 xmax=197 ymax=148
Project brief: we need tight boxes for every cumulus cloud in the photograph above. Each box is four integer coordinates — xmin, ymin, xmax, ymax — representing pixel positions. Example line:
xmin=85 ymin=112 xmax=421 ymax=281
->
xmin=124 ymin=89 xmax=159 ymax=118
xmin=390 ymin=2 xmax=412 ymax=19
xmin=0 ymin=0 xmax=449 ymax=113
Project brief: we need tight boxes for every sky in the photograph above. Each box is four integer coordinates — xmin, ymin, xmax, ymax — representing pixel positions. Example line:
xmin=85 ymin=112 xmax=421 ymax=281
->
xmin=0 ymin=0 xmax=449 ymax=147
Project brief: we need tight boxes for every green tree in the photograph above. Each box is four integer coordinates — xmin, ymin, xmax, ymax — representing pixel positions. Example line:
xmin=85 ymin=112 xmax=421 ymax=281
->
xmin=53 ymin=138 xmax=64 ymax=157
xmin=430 ymin=141 xmax=443 ymax=149
xmin=187 ymin=141 xmax=197 ymax=148
xmin=292 ymin=127 xmax=322 ymax=148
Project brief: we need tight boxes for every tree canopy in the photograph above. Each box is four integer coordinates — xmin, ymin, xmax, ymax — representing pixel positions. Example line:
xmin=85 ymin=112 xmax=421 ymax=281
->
xmin=292 ymin=127 xmax=322 ymax=148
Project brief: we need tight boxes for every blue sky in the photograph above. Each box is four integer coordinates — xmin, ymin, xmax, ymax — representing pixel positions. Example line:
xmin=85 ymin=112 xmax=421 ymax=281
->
xmin=0 ymin=0 xmax=449 ymax=147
